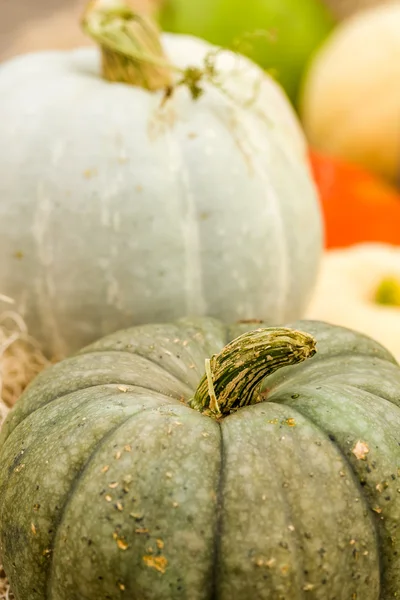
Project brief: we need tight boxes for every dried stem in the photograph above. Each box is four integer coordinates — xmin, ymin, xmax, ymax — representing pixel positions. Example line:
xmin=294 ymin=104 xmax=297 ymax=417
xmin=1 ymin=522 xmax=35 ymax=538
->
xmin=190 ymin=327 xmax=316 ymax=418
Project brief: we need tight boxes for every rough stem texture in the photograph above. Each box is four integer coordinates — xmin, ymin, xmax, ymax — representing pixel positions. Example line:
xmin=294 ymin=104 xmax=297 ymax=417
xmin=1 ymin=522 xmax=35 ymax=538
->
xmin=190 ymin=327 xmax=316 ymax=418
xmin=82 ymin=0 xmax=173 ymax=89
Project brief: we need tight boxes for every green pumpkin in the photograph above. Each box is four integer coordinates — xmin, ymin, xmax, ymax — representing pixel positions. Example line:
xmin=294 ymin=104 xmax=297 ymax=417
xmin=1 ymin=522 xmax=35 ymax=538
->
xmin=0 ymin=317 xmax=399 ymax=599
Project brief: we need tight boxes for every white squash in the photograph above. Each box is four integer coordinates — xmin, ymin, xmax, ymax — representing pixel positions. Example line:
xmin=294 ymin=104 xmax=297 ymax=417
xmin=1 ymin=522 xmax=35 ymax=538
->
xmin=0 ymin=0 xmax=322 ymax=358
xmin=301 ymin=2 xmax=400 ymax=184
xmin=306 ymin=243 xmax=400 ymax=362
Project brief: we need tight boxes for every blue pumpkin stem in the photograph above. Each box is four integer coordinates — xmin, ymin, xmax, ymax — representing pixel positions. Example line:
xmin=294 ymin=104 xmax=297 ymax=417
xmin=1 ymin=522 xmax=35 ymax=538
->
xmin=190 ymin=327 xmax=316 ymax=418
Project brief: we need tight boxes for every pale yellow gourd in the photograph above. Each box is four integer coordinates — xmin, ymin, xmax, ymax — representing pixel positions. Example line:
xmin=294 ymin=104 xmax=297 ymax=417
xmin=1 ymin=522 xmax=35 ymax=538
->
xmin=301 ymin=3 xmax=400 ymax=184
xmin=306 ymin=243 xmax=400 ymax=362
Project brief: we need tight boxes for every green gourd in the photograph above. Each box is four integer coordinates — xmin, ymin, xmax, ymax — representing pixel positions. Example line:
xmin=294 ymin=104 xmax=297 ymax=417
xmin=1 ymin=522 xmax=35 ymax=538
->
xmin=159 ymin=0 xmax=335 ymax=104
xmin=0 ymin=317 xmax=399 ymax=599
xmin=0 ymin=0 xmax=322 ymax=359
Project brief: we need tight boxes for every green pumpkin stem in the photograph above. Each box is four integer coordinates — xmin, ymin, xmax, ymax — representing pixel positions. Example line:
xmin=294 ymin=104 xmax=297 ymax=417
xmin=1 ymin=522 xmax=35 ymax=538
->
xmin=82 ymin=0 xmax=175 ymax=89
xmin=190 ymin=328 xmax=316 ymax=419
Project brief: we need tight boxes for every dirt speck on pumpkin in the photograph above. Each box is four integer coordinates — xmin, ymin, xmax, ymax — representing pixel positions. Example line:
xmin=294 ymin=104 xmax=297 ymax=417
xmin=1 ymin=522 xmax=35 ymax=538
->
xmin=83 ymin=168 xmax=97 ymax=179
xmin=130 ymin=512 xmax=143 ymax=520
xmin=237 ymin=319 xmax=264 ymax=325
xmin=303 ymin=582 xmax=315 ymax=591
xmin=254 ymin=557 xmax=276 ymax=568
xmin=280 ymin=564 xmax=290 ymax=576
xmin=352 ymin=441 xmax=370 ymax=461
xmin=116 ymin=537 xmax=129 ymax=551
xmin=143 ymin=555 xmax=168 ymax=574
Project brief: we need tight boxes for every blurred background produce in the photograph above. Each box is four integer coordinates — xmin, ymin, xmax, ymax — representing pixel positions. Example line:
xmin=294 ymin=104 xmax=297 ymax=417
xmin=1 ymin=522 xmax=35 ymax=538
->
xmin=310 ymin=151 xmax=400 ymax=248
xmin=158 ymin=0 xmax=334 ymax=105
xmin=0 ymin=0 xmax=155 ymax=60
xmin=301 ymin=2 xmax=400 ymax=185
xmin=0 ymin=0 xmax=400 ymax=359
xmin=324 ymin=0 xmax=397 ymax=19
xmin=306 ymin=243 xmax=400 ymax=361
xmin=1 ymin=0 xmax=335 ymax=105
xmin=0 ymin=1 xmax=400 ymax=595
xmin=0 ymin=0 xmax=322 ymax=359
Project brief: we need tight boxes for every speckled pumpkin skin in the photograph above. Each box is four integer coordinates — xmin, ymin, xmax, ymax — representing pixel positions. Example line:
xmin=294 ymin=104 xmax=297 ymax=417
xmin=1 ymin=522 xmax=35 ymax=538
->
xmin=0 ymin=318 xmax=399 ymax=599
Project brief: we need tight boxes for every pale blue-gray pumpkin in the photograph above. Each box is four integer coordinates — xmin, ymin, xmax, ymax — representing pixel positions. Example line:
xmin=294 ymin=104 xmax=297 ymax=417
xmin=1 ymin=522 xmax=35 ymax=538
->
xmin=0 ymin=0 xmax=322 ymax=358
xmin=0 ymin=317 xmax=399 ymax=599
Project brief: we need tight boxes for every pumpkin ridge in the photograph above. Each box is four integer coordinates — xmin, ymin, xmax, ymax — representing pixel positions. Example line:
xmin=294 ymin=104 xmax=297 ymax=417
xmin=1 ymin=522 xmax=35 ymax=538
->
xmin=292 ymin=352 xmax=396 ymax=371
xmin=1 ymin=383 xmax=183 ymax=447
xmin=286 ymin=321 xmax=397 ymax=365
xmin=263 ymin=397 xmax=383 ymax=596
xmin=77 ymin=347 xmax=197 ymax=391
xmin=45 ymin=405 xmax=154 ymax=599
xmin=170 ymin=130 xmax=206 ymax=317
xmin=277 ymin=381 xmax=400 ymax=456
xmin=0 ymin=385 xmax=139 ymax=503
xmin=257 ymin=157 xmax=289 ymax=325
xmin=321 ymin=381 xmax=400 ymax=411
xmin=209 ymin=420 xmax=223 ymax=600
xmin=251 ymin=427 xmax=309 ymax=598
xmin=276 ymin=383 xmax=400 ymax=596
xmin=266 ymin=353 xmax=399 ymax=396
xmin=250 ymin=136 xmax=291 ymax=324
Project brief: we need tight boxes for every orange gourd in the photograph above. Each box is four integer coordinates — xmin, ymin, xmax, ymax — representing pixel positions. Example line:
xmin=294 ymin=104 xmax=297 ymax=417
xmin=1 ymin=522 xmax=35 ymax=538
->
xmin=309 ymin=150 xmax=400 ymax=249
